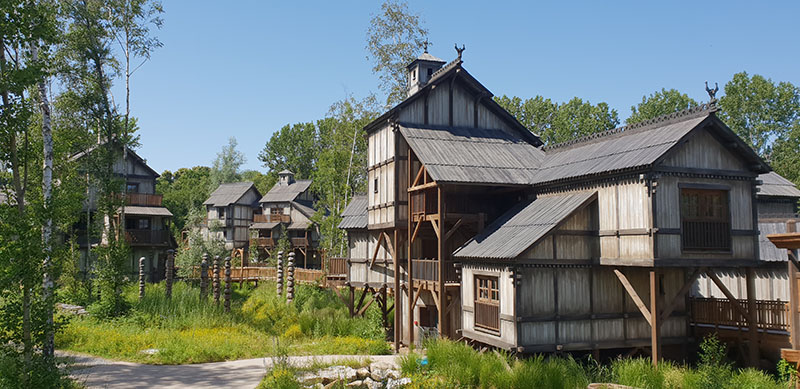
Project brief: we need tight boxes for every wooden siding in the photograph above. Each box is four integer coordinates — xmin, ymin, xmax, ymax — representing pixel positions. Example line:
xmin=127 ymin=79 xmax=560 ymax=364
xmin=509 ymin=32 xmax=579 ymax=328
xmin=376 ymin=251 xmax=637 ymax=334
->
xmin=461 ymin=265 xmax=516 ymax=347
xmin=368 ymin=125 xmax=396 ymax=227
xmin=693 ymin=267 xmax=790 ymax=301
xmin=347 ymin=230 xmax=394 ymax=286
xmin=661 ymin=129 xmax=746 ymax=171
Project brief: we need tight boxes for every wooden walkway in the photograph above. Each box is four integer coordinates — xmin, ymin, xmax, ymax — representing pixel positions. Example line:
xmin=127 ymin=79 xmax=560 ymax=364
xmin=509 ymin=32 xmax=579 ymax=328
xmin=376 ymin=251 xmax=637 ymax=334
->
xmin=189 ymin=266 xmax=329 ymax=286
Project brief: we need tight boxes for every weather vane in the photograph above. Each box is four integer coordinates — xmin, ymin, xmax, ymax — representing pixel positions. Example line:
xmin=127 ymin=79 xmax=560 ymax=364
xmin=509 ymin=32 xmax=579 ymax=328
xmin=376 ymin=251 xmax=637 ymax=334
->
xmin=454 ymin=44 xmax=465 ymax=59
xmin=423 ymin=39 xmax=429 ymax=53
xmin=705 ymin=81 xmax=719 ymax=103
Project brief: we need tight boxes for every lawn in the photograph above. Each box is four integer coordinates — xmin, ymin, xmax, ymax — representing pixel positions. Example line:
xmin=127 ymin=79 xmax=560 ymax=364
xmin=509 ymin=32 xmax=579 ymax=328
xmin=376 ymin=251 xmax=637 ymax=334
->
xmin=56 ymin=281 xmax=390 ymax=364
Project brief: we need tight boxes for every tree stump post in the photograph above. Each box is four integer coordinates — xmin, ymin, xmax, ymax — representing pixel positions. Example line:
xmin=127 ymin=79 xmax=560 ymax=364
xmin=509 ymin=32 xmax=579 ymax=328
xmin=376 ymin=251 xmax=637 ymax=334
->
xmin=200 ymin=253 xmax=209 ymax=300
xmin=138 ymin=257 xmax=146 ymax=301
xmin=165 ymin=250 xmax=175 ymax=299
xmin=287 ymin=251 xmax=295 ymax=305
xmin=213 ymin=255 xmax=221 ymax=306
xmin=224 ymin=257 xmax=232 ymax=313
xmin=276 ymin=251 xmax=284 ymax=297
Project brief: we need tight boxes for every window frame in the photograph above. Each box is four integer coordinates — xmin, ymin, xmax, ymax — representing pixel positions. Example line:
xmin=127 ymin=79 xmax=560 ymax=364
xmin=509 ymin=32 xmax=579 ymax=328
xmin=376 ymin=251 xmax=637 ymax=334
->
xmin=679 ymin=186 xmax=732 ymax=252
xmin=474 ymin=275 xmax=500 ymax=333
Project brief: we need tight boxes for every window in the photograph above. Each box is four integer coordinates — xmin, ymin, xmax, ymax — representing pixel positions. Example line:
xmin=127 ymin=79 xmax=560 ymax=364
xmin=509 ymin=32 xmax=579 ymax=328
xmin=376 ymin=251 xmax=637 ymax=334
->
xmin=427 ymin=68 xmax=433 ymax=77
xmin=138 ymin=218 xmax=150 ymax=230
xmin=217 ymin=207 xmax=225 ymax=218
xmin=126 ymin=182 xmax=139 ymax=193
xmin=474 ymin=275 xmax=500 ymax=332
xmin=680 ymin=188 xmax=731 ymax=251
xmin=374 ymin=177 xmax=379 ymax=193
xmin=270 ymin=207 xmax=282 ymax=215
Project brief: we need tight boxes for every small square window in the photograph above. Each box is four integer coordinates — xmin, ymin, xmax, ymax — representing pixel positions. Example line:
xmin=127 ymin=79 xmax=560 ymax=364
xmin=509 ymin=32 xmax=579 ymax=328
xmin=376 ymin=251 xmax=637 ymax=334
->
xmin=126 ymin=183 xmax=139 ymax=193
xmin=427 ymin=68 xmax=433 ymax=77
xmin=374 ymin=177 xmax=379 ymax=193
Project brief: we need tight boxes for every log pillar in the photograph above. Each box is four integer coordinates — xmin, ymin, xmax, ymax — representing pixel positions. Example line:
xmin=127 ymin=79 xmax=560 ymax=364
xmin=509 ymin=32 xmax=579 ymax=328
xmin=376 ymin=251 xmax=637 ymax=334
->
xmin=213 ymin=255 xmax=221 ymax=306
xmin=138 ymin=257 xmax=146 ymax=301
xmin=224 ymin=257 xmax=232 ymax=313
xmin=393 ymin=229 xmax=401 ymax=352
xmin=650 ymin=270 xmax=661 ymax=366
xmin=286 ymin=251 xmax=295 ymax=305
xmin=437 ymin=185 xmax=446 ymax=338
xmin=200 ymin=253 xmax=209 ymax=300
xmin=277 ymin=251 xmax=284 ymax=297
xmin=165 ymin=250 xmax=175 ymax=299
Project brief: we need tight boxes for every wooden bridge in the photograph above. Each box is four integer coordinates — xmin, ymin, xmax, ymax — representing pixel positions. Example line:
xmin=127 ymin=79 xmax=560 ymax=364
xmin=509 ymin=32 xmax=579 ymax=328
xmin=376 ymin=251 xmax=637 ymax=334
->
xmin=188 ymin=257 xmax=351 ymax=287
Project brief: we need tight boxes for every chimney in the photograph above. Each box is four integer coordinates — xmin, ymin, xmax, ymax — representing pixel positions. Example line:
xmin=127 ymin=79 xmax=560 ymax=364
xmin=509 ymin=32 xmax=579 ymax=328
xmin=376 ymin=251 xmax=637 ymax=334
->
xmin=406 ymin=46 xmax=446 ymax=97
xmin=278 ymin=169 xmax=295 ymax=186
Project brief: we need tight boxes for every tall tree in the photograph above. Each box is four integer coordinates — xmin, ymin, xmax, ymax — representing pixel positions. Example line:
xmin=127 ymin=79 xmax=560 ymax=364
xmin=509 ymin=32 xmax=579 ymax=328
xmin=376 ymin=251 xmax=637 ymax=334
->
xmin=627 ymin=88 xmax=698 ymax=125
xmin=156 ymin=166 xmax=211 ymax=231
xmin=718 ymin=72 xmax=800 ymax=157
xmin=366 ymin=0 xmax=428 ymax=106
xmin=258 ymin=122 xmax=318 ymax=180
xmin=209 ymin=136 xmax=246 ymax=190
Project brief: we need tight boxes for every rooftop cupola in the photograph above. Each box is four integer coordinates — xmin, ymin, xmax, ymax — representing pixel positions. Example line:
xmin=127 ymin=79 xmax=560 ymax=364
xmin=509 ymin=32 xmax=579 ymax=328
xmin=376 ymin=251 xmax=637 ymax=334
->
xmin=278 ymin=169 xmax=295 ymax=186
xmin=406 ymin=42 xmax=446 ymax=97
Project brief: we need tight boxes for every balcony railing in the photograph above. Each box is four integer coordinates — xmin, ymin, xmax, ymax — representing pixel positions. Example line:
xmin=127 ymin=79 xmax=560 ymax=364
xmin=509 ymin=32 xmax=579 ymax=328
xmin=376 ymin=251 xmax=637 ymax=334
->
xmin=291 ymin=237 xmax=310 ymax=248
xmin=253 ymin=214 xmax=291 ymax=223
xmin=123 ymin=193 xmax=163 ymax=207
xmin=125 ymin=230 xmax=170 ymax=246
xmin=327 ymin=257 xmax=347 ymax=276
xmin=689 ymin=297 xmax=789 ymax=332
xmin=255 ymin=237 xmax=275 ymax=248
xmin=411 ymin=259 xmax=458 ymax=283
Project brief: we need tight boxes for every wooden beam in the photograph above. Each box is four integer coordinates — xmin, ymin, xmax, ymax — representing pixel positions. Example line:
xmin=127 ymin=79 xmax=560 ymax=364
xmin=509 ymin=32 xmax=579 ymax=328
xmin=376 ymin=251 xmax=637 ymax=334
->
xmin=705 ymin=270 xmax=749 ymax=319
xmin=357 ymin=294 xmax=376 ymax=316
xmin=431 ymin=289 xmax=441 ymax=312
xmin=412 ymin=164 xmax=425 ymax=188
xmin=789 ymin=258 xmax=800 ymax=349
xmin=746 ymin=267 xmax=760 ymax=366
xmin=370 ymin=232 xmax=385 ymax=269
xmin=408 ymin=151 xmax=415 ymax=348
xmin=330 ymin=286 xmax=350 ymax=307
xmin=437 ymin=185 xmax=446 ymax=338
xmin=383 ymin=231 xmax=395 ymax=261
xmin=430 ymin=217 xmax=440 ymax=239
xmin=614 ymin=269 xmax=652 ymax=327
xmin=393 ymin=228 xmax=400 ymax=351
xmin=661 ymin=267 xmax=704 ymax=322
xmin=412 ymin=282 xmax=424 ymax=308
xmin=650 ymin=270 xmax=661 ymax=366
xmin=408 ymin=181 xmax=437 ymax=193
xmin=444 ymin=218 xmax=463 ymax=243
xmin=410 ymin=219 xmax=423 ymax=244
xmin=354 ymin=287 xmax=370 ymax=314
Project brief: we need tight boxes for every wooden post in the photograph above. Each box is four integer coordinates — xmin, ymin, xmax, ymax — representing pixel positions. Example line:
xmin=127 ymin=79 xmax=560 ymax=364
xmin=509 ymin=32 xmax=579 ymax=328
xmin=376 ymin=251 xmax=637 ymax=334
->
xmin=200 ymin=253 xmax=209 ymax=300
xmin=349 ymin=285 xmax=355 ymax=317
xmin=213 ymin=255 xmax=221 ymax=306
xmin=276 ymin=251 xmax=284 ymax=297
xmin=394 ymin=228 xmax=401 ymax=352
xmin=224 ymin=257 xmax=232 ymax=313
xmin=746 ymin=267 xmax=760 ymax=366
xmin=286 ymin=251 xmax=295 ymax=305
xmin=408 ymin=152 xmax=415 ymax=348
xmin=437 ymin=185 xmax=446 ymax=338
xmin=138 ymin=257 xmax=146 ymax=301
xmin=165 ymin=250 xmax=174 ymax=299
xmin=650 ymin=270 xmax=661 ymax=366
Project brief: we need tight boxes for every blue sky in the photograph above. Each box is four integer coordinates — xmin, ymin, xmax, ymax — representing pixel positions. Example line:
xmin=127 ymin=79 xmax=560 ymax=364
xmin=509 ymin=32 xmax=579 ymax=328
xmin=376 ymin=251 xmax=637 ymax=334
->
xmin=117 ymin=1 xmax=800 ymax=173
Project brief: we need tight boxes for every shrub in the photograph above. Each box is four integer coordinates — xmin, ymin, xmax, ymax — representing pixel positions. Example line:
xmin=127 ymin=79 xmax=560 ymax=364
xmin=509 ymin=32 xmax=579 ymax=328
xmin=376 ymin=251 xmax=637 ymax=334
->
xmin=611 ymin=357 xmax=664 ymax=389
xmin=257 ymin=367 xmax=301 ymax=389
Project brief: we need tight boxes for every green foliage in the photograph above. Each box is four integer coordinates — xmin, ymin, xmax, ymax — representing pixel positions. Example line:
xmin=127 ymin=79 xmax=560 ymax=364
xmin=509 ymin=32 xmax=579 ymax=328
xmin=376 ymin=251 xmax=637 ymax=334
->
xmin=495 ymin=95 xmax=620 ymax=145
xmin=156 ymin=166 xmax=212 ymax=231
xmin=777 ymin=358 xmax=797 ymax=385
xmin=611 ymin=358 xmax=665 ymax=389
xmin=241 ymin=169 xmax=274 ymax=196
xmin=258 ymin=366 xmax=302 ymax=389
xmin=209 ymin=136 xmax=247 ymax=191
xmin=628 ymin=88 xmax=699 ymax=125
xmin=174 ymin=229 xmax=227 ymax=277
xmin=698 ymin=333 xmax=729 ymax=368
xmin=366 ymin=0 xmax=428 ymax=105
xmin=0 ymin=347 xmax=79 ymax=389
xmin=258 ymin=122 xmax=319 ymax=181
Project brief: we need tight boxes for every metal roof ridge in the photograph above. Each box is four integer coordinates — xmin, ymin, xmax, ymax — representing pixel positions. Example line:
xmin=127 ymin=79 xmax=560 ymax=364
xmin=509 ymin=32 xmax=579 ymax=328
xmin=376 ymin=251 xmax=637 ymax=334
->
xmin=543 ymin=103 xmax=715 ymax=152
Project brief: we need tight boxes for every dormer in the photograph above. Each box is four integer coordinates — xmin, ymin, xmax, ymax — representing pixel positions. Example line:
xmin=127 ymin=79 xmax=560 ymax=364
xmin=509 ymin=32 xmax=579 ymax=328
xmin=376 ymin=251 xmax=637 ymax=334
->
xmin=278 ymin=169 xmax=295 ymax=186
xmin=406 ymin=48 xmax=446 ymax=97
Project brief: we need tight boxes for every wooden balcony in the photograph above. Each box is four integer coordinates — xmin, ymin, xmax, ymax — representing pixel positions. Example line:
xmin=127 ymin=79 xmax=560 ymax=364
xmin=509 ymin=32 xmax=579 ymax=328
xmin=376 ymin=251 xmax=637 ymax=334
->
xmin=123 ymin=193 xmax=163 ymax=207
xmin=327 ymin=257 xmax=347 ymax=276
xmin=291 ymin=237 xmax=310 ymax=248
xmin=689 ymin=297 xmax=789 ymax=332
xmin=125 ymin=230 xmax=171 ymax=246
xmin=253 ymin=214 xmax=290 ymax=223
xmin=411 ymin=259 xmax=459 ymax=284
xmin=255 ymin=237 xmax=275 ymax=248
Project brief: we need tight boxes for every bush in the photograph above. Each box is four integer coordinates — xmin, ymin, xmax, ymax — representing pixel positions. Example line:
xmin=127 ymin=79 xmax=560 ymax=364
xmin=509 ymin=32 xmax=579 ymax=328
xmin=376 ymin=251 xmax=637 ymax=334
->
xmin=611 ymin=358 xmax=664 ymax=389
xmin=0 ymin=347 xmax=79 ymax=388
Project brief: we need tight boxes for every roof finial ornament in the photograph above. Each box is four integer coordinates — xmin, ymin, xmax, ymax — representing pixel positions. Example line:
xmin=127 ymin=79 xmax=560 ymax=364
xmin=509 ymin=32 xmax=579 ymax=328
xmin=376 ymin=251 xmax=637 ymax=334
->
xmin=454 ymin=43 xmax=465 ymax=60
xmin=423 ymin=39 xmax=429 ymax=53
xmin=705 ymin=81 xmax=719 ymax=103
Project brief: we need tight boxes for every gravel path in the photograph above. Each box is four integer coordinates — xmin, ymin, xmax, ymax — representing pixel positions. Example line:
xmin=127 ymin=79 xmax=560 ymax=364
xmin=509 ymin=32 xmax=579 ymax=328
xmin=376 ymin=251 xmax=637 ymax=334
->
xmin=58 ymin=351 xmax=399 ymax=389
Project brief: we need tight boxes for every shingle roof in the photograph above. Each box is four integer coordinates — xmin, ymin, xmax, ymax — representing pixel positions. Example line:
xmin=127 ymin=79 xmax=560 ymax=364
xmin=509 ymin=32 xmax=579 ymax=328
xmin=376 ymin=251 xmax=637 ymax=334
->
xmin=399 ymin=123 xmax=546 ymax=185
xmin=407 ymin=51 xmax=446 ymax=67
xmin=292 ymin=200 xmax=317 ymax=219
xmin=758 ymin=172 xmax=800 ymax=198
xmin=260 ymin=180 xmax=312 ymax=203
xmin=288 ymin=221 xmax=310 ymax=230
xmin=204 ymin=182 xmax=257 ymax=206
xmin=453 ymin=191 xmax=596 ymax=260
xmin=124 ymin=205 xmax=173 ymax=217
xmin=338 ymin=195 xmax=367 ymax=230
xmin=250 ymin=222 xmax=279 ymax=230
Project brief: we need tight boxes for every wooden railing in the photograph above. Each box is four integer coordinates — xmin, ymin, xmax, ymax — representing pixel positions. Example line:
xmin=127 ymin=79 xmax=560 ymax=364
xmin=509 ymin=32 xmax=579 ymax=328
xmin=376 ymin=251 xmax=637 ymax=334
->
xmin=253 ymin=214 xmax=291 ymax=223
xmin=189 ymin=266 xmax=325 ymax=285
xmin=125 ymin=192 xmax=163 ymax=207
xmin=681 ymin=221 xmax=731 ymax=251
xmin=327 ymin=257 xmax=347 ymax=276
xmin=689 ymin=297 xmax=789 ymax=332
xmin=255 ymin=237 xmax=275 ymax=248
xmin=291 ymin=237 xmax=310 ymax=248
xmin=475 ymin=301 xmax=500 ymax=331
xmin=125 ymin=230 xmax=170 ymax=245
xmin=296 ymin=268 xmax=325 ymax=283
xmin=411 ymin=259 xmax=458 ymax=283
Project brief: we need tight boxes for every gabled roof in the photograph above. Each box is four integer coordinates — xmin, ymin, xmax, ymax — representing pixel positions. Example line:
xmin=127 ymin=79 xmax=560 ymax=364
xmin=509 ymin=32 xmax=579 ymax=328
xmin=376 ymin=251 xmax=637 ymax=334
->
xmin=124 ymin=205 xmax=173 ymax=217
xmin=758 ymin=172 xmax=800 ymax=198
xmin=453 ymin=191 xmax=597 ymax=260
xmin=533 ymin=105 xmax=770 ymax=186
xmin=204 ymin=182 xmax=259 ymax=207
xmin=71 ymin=142 xmax=160 ymax=178
xmin=292 ymin=200 xmax=317 ymax=219
xmin=364 ymin=58 xmax=543 ymax=147
xmin=399 ymin=123 xmax=545 ymax=185
xmin=260 ymin=180 xmax=312 ymax=203
xmin=338 ymin=195 xmax=367 ymax=230
xmin=407 ymin=51 xmax=446 ymax=68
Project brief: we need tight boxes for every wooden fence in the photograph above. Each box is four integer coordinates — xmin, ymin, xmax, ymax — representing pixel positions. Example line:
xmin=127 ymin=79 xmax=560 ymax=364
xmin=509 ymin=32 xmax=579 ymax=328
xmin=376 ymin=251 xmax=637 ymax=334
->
xmin=189 ymin=265 xmax=327 ymax=285
xmin=689 ymin=297 xmax=790 ymax=332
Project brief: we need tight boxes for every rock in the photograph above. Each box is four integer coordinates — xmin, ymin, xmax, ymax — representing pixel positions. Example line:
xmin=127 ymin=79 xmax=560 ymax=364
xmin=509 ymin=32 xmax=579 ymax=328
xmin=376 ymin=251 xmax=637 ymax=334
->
xmin=312 ymin=383 xmax=325 ymax=389
xmin=356 ymin=367 xmax=370 ymax=379
xmin=386 ymin=377 xmax=411 ymax=389
xmin=299 ymin=373 xmax=321 ymax=385
xmin=317 ymin=366 xmax=357 ymax=384
xmin=370 ymin=368 xmax=388 ymax=382
xmin=139 ymin=348 xmax=159 ymax=355
xmin=347 ymin=380 xmax=363 ymax=388
xmin=363 ymin=377 xmax=380 ymax=389
xmin=387 ymin=370 xmax=401 ymax=380
xmin=369 ymin=361 xmax=396 ymax=372
xmin=324 ymin=379 xmax=340 ymax=389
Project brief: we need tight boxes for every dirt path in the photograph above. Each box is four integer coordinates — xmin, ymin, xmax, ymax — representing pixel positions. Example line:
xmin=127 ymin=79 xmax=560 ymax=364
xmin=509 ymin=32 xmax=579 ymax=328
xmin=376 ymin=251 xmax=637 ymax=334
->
xmin=59 ymin=351 xmax=399 ymax=389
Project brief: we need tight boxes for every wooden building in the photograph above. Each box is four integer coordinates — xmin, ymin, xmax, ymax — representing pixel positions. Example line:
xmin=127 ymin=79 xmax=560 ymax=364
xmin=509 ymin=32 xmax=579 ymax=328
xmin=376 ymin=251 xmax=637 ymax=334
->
xmin=71 ymin=144 xmax=175 ymax=281
xmin=251 ymin=170 xmax=321 ymax=267
xmin=339 ymin=47 xmax=798 ymax=364
xmin=203 ymin=181 xmax=261 ymax=251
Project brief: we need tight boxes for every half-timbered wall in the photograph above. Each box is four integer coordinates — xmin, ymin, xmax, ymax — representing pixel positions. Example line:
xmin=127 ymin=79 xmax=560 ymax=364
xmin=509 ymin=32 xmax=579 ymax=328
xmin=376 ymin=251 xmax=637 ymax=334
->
xmin=348 ymin=230 xmax=395 ymax=287
xmin=461 ymin=265 xmax=516 ymax=347
xmin=368 ymin=125 xmax=396 ymax=228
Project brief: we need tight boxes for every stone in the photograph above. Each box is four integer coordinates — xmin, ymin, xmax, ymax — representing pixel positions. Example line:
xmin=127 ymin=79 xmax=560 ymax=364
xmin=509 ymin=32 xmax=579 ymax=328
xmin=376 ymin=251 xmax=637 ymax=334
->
xmin=386 ymin=377 xmax=411 ymax=389
xmin=363 ymin=377 xmax=380 ymax=389
xmin=369 ymin=368 xmax=388 ymax=382
xmin=356 ymin=367 xmax=370 ymax=379
xmin=369 ymin=361 xmax=396 ymax=372
xmin=387 ymin=370 xmax=401 ymax=380
xmin=324 ymin=379 xmax=340 ymax=389
xmin=347 ymin=380 xmax=364 ymax=388
xmin=299 ymin=373 xmax=321 ymax=385
xmin=317 ymin=366 xmax=357 ymax=384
